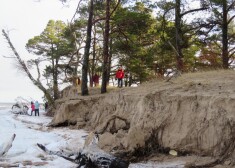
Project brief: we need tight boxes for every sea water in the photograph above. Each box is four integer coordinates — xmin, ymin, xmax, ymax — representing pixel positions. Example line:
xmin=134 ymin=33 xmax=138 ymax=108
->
xmin=0 ymin=102 xmax=14 ymax=110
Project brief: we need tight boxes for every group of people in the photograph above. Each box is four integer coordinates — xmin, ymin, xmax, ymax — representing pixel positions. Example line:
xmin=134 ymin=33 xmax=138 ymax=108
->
xmin=30 ymin=101 xmax=40 ymax=116
xmin=27 ymin=66 xmax=124 ymax=117
xmin=91 ymin=66 xmax=125 ymax=88
xmin=91 ymin=65 xmax=125 ymax=88
xmin=72 ymin=65 xmax=125 ymax=89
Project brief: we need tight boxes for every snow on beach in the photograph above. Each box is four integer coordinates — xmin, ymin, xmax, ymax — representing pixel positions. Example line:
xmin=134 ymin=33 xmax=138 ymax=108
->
xmin=0 ymin=106 xmax=87 ymax=167
xmin=0 ymin=104 xmax=184 ymax=168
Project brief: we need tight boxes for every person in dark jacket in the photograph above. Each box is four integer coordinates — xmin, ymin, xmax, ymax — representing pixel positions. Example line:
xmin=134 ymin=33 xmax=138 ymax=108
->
xmin=44 ymin=102 xmax=48 ymax=112
xmin=92 ymin=73 xmax=99 ymax=87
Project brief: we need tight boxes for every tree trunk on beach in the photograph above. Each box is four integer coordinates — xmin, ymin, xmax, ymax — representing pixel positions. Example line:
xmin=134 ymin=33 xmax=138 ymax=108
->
xmin=37 ymin=132 xmax=129 ymax=168
xmin=0 ymin=134 xmax=16 ymax=156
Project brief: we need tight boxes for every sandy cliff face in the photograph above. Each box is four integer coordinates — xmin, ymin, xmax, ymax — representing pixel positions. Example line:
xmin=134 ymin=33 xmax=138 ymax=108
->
xmin=49 ymin=70 xmax=235 ymax=160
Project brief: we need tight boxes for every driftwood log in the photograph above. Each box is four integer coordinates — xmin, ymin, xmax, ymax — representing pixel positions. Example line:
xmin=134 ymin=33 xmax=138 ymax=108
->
xmin=0 ymin=134 xmax=16 ymax=156
xmin=37 ymin=132 xmax=129 ymax=168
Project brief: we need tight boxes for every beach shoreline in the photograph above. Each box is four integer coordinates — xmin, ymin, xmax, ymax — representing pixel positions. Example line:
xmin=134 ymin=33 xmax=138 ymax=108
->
xmin=0 ymin=108 xmax=86 ymax=167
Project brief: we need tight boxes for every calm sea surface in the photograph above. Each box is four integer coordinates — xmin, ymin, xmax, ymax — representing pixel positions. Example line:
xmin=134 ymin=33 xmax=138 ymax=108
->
xmin=0 ymin=102 xmax=14 ymax=110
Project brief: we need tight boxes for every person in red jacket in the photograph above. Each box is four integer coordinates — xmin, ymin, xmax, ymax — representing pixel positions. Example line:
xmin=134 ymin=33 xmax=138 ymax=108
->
xmin=30 ymin=101 xmax=35 ymax=116
xmin=115 ymin=66 xmax=124 ymax=88
xmin=92 ymin=73 xmax=99 ymax=87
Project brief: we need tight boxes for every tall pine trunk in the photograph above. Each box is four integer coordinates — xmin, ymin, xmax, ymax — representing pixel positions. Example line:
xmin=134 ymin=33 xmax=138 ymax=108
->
xmin=53 ymin=61 xmax=59 ymax=100
xmin=101 ymin=0 xmax=110 ymax=93
xmin=222 ymin=0 xmax=229 ymax=69
xmin=81 ymin=0 xmax=94 ymax=95
xmin=175 ymin=0 xmax=184 ymax=71
xmin=90 ymin=27 xmax=97 ymax=87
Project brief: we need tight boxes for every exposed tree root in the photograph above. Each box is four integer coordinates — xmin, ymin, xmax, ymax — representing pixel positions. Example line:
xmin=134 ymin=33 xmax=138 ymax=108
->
xmin=187 ymin=144 xmax=235 ymax=168
xmin=165 ymin=69 xmax=181 ymax=82
xmin=127 ymin=122 xmax=192 ymax=162
xmin=96 ymin=115 xmax=130 ymax=134
xmin=187 ymin=121 xmax=235 ymax=168
xmin=37 ymin=142 xmax=129 ymax=168
xmin=48 ymin=120 xmax=77 ymax=127
xmin=127 ymin=123 xmax=169 ymax=162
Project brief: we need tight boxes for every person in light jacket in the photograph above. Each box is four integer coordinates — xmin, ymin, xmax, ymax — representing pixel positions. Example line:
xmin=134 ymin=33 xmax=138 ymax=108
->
xmin=34 ymin=101 xmax=40 ymax=116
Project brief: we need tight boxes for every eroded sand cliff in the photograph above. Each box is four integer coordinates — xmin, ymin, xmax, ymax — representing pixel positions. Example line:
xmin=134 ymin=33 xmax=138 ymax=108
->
xmin=49 ymin=70 xmax=235 ymax=167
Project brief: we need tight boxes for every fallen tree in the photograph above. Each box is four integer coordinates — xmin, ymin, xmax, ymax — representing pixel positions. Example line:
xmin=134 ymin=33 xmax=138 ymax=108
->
xmin=11 ymin=103 xmax=29 ymax=115
xmin=2 ymin=29 xmax=55 ymax=107
xmin=37 ymin=132 xmax=129 ymax=168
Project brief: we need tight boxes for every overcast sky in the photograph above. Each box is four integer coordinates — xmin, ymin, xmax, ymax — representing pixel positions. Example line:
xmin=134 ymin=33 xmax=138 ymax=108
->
xmin=0 ymin=0 xmax=79 ymax=103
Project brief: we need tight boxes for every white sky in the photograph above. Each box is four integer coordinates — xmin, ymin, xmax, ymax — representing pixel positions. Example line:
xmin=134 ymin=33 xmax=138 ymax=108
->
xmin=0 ymin=0 xmax=79 ymax=103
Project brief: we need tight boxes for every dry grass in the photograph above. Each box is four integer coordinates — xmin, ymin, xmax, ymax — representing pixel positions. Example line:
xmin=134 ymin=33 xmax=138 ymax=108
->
xmin=174 ymin=69 xmax=235 ymax=85
xmin=67 ymin=70 xmax=235 ymax=97
xmin=87 ymin=85 xmax=118 ymax=95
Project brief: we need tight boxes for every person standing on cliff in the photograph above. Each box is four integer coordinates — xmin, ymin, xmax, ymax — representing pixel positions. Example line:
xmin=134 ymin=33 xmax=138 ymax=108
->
xmin=115 ymin=65 xmax=124 ymax=88
xmin=92 ymin=73 xmax=99 ymax=87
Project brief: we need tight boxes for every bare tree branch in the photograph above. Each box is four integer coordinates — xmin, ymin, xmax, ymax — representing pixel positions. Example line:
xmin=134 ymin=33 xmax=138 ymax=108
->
xmin=180 ymin=7 xmax=208 ymax=18
xmin=228 ymin=14 xmax=235 ymax=25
